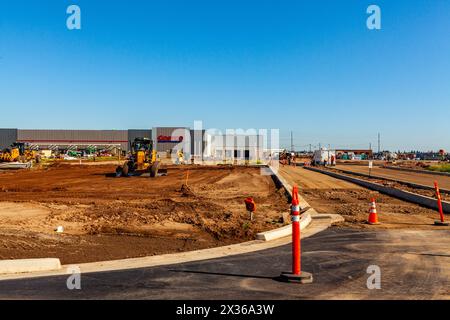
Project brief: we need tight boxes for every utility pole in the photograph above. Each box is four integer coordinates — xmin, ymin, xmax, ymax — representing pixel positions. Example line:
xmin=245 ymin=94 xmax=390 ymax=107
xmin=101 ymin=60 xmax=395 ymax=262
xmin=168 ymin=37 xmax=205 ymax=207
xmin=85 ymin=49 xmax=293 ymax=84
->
xmin=327 ymin=144 xmax=331 ymax=164
xmin=290 ymin=131 xmax=294 ymax=153
xmin=378 ymin=133 xmax=381 ymax=154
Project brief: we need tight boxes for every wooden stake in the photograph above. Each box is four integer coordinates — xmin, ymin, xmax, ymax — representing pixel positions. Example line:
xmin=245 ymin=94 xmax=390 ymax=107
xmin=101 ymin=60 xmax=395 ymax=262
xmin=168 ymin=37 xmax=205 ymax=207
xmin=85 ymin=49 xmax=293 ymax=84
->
xmin=185 ymin=170 xmax=190 ymax=185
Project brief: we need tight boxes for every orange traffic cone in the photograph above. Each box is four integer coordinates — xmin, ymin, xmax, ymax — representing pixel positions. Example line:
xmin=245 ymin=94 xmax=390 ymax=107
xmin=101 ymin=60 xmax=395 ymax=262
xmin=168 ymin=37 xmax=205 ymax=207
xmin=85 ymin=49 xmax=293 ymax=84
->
xmin=367 ymin=198 xmax=380 ymax=225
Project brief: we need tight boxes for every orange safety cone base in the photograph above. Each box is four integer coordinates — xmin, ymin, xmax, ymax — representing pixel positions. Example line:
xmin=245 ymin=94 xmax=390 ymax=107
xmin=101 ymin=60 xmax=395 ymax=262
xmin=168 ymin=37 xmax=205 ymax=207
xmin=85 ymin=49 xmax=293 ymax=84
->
xmin=279 ymin=271 xmax=313 ymax=284
xmin=434 ymin=220 xmax=450 ymax=226
xmin=367 ymin=212 xmax=380 ymax=225
xmin=367 ymin=198 xmax=380 ymax=225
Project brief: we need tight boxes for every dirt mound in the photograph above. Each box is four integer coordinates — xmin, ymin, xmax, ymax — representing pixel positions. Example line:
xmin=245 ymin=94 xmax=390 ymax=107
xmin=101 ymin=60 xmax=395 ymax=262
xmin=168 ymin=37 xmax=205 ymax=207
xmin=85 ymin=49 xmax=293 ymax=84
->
xmin=180 ymin=184 xmax=195 ymax=197
xmin=0 ymin=165 xmax=288 ymax=263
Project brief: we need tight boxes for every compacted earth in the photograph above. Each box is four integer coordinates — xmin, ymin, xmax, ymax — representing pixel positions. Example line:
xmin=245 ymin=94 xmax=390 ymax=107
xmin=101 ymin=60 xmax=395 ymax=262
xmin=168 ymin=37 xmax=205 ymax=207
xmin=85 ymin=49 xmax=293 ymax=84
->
xmin=0 ymin=163 xmax=288 ymax=264
xmin=279 ymin=166 xmax=447 ymax=230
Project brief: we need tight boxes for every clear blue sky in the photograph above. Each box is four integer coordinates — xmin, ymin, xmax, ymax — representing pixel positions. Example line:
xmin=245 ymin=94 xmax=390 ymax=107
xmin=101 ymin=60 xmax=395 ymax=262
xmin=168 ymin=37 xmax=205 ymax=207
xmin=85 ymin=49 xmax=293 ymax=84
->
xmin=1 ymin=0 xmax=449 ymax=151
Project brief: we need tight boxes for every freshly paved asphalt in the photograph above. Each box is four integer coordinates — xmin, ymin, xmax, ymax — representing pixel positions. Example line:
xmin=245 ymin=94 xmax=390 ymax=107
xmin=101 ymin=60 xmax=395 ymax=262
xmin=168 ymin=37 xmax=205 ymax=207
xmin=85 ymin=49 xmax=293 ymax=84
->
xmin=1 ymin=227 xmax=449 ymax=299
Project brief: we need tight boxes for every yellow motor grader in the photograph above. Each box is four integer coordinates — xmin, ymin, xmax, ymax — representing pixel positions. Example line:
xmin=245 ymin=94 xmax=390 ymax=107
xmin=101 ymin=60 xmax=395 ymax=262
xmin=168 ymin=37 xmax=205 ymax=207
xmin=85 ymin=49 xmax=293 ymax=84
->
xmin=0 ymin=142 xmax=40 ymax=163
xmin=115 ymin=137 xmax=165 ymax=177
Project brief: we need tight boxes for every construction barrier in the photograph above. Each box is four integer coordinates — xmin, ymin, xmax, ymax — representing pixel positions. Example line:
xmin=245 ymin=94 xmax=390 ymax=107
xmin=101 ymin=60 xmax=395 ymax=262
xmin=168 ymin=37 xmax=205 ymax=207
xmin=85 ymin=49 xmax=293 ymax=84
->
xmin=280 ymin=185 xmax=313 ymax=283
xmin=367 ymin=198 xmax=380 ymax=225
xmin=434 ymin=181 xmax=449 ymax=226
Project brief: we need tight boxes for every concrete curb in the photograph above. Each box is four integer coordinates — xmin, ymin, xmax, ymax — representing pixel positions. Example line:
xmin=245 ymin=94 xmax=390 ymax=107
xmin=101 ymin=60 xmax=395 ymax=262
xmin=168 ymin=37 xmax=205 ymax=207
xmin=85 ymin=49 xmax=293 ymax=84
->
xmin=305 ymin=167 xmax=450 ymax=214
xmin=0 ymin=214 xmax=342 ymax=281
xmin=0 ymin=258 xmax=61 ymax=275
xmin=255 ymin=166 xmax=320 ymax=241
xmin=383 ymin=165 xmax=450 ymax=177
xmin=334 ymin=167 xmax=450 ymax=194
xmin=256 ymin=212 xmax=312 ymax=241
xmin=266 ymin=165 xmax=317 ymax=211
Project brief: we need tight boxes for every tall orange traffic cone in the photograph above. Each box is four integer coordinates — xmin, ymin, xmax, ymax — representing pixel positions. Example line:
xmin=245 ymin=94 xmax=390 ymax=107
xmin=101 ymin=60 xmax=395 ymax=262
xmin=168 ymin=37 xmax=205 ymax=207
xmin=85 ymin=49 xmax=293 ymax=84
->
xmin=434 ymin=181 xmax=449 ymax=226
xmin=367 ymin=198 xmax=380 ymax=225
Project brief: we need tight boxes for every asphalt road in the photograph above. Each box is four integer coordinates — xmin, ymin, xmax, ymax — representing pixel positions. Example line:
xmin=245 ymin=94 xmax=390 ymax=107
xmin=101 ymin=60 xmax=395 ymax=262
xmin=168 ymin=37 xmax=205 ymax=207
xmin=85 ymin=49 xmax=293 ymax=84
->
xmin=336 ymin=165 xmax=450 ymax=189
xmin=1 ymin=227 xmax=449 ymax=299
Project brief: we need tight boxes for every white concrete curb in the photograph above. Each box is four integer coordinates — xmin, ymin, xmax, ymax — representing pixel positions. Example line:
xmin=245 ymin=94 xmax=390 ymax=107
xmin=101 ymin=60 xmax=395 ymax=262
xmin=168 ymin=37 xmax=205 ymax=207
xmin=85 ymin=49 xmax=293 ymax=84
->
xmin=0 ymin=212 xmax=342 ymax=281
xmin=267 ymin=165 xmax=318 ymax=212
xmin=255 ymin=166 xmax=319 ymax=241
xmin=0 ymin=258 xmax=61 ymax=275
xmin=256 ymin=211 xmax=312 ymax=241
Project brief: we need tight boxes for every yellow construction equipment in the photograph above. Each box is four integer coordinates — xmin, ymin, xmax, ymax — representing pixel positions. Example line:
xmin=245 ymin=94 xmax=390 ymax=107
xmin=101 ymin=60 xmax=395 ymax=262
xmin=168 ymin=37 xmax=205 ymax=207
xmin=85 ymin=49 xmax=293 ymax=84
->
xmin=0 ymin=142 xmax=40 ymax=163
xmin=115 ymin=137 xmax=166 ymax=177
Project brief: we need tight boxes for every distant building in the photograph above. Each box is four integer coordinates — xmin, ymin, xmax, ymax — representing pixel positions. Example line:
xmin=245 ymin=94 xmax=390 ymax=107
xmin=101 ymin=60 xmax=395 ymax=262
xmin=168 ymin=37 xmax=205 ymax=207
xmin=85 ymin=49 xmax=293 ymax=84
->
xmin=336 ymin=149 xmax=373 ymax=160
xmin=0 ymin=127 xmax=266 ymax=162
xmin=205 ymin=133 xmax=264 ymax=161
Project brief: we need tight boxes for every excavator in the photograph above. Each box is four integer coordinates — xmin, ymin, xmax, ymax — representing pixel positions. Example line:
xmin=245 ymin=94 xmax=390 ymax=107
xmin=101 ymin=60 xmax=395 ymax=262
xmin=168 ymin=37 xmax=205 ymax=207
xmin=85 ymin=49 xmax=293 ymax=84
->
xmin=115 ymin=137 xmax=166 ymax=177
xmin=0 ymin=142 xmax=40 ymax=163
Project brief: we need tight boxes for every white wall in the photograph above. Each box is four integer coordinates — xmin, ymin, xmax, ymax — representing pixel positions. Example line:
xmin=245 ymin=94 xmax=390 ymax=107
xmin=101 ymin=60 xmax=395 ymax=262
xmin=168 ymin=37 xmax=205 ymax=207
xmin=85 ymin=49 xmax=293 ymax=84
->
xmin=205 ymin=134 xmax=264 ymax=161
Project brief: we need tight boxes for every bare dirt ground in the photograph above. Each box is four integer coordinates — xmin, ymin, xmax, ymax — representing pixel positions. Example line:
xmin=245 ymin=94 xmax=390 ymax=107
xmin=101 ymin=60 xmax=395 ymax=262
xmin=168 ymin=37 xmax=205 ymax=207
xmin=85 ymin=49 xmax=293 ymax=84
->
xmin=0 ymin=164 xmax=288 ymax=264
xmin=327 ymin=166 xmax=450 ymax=201
xmin=279 ymin=166 xmax=448 ymax=230
xmin=335 ymin=164 xmax=450 ymax=190
xmin=387 ymin=160 xmax=441 ymax=170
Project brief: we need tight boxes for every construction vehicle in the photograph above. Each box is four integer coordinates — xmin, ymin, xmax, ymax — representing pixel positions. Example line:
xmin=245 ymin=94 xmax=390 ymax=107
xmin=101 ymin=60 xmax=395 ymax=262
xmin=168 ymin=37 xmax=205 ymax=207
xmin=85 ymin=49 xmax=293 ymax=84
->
xmin=115 ymin=137 xmax=165 ymax=177
xmin=279 ymin=149 xmax=295 ymax=165
xmin=0 ymin=142 xmax=40 ymax=163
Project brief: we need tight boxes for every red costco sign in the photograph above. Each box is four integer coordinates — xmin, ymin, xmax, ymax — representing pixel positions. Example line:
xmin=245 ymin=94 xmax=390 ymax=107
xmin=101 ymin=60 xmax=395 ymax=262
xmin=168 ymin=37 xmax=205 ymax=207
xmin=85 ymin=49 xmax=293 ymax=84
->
xmin=157 ymin=135 xmax=184 ymax=143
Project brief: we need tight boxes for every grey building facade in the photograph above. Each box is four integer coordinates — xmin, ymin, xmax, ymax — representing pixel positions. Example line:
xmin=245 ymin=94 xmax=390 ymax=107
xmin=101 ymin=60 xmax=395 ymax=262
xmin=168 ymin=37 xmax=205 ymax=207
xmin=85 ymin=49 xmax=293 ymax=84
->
xmin=1 ymin=127 xmax=268 ymax=161
xmin=0 ymin=129 xmax=18 ymax=150
xmin=127 ymin=129 xmax=153 ymax=150
xmin=16 ymin=129 xmax=129 ymax=151
xmin=0 ymin=128 xmax=206 ymax=155
xmin=152 ymin=127 xmax=191 ymax=155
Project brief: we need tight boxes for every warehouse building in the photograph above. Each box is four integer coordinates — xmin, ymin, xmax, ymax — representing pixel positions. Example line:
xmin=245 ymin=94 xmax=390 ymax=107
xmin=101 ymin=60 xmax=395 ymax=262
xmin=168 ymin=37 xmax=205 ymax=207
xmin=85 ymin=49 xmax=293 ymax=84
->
xmin=0 ymin=128 xmax=196 ymax=153
xmin=0 ymin=127 xmax=266 ymax=162
xmin=205 ymin=133 xmax=264 ymax=161
xmin=0 ymin=129 xmax=18 ymax=151
xmin=16 ymin=129 xmax=129 ymax=152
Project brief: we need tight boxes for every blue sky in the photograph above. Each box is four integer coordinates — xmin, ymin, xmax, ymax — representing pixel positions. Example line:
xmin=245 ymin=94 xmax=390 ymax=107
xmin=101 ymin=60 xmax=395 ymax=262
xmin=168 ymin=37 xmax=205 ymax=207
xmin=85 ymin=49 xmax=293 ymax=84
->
xmin=0 ymin=0 xmax=449 ymax=151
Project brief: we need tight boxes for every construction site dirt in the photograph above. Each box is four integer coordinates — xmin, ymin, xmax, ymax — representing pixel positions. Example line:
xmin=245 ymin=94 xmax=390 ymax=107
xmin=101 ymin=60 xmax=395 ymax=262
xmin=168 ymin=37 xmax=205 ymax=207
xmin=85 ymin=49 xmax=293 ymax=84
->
xmin=335 ymin=164 xmax=450 ymax=191
xmin=0 ymin=164 xmax=288 ymax=264
xmin=279 ymin=166 xmax=448 ymax=230
xmin=328 ymin=166 xmax=450 ymax=201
